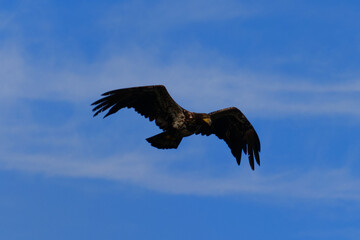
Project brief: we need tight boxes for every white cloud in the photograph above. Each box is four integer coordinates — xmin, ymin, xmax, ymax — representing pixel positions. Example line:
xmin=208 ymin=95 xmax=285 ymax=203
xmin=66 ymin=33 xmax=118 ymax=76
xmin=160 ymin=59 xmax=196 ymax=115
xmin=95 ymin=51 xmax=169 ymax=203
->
xmin=1 ymin=0 xmax=360 ymax=215
xmin=1 ymin=44 xmax=360 ymax=117
xmin=103 ymin=0 xmax=253 ymax=32
xmin=1 ymin=151 xmax=360 ymax=201
xmin=1 ymin=10 xmax=360 ymax=202
xmin=1 ymin=45 xmax=360 ymax=204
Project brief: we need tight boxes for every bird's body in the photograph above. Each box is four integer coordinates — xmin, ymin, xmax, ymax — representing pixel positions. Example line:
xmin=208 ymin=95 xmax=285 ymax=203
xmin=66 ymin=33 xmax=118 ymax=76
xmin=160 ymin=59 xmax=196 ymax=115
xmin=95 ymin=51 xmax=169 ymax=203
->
xmin=92 ymin=85 xmax=261 ymax=170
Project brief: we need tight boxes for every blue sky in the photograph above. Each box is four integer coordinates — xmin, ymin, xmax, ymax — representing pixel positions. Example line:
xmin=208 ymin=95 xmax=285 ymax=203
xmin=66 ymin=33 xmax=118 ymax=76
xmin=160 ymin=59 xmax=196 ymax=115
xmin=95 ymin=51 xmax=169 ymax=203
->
xmin=1 ymin=0 xmax=360 ymax=239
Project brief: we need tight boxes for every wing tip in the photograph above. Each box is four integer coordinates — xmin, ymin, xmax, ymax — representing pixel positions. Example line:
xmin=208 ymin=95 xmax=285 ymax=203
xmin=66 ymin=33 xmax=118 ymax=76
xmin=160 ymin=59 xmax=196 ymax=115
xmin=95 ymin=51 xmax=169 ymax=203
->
xmin=255 ymin=151 xmax=260 ymax=167
xmin=249 ymin=163 xmax=255 ymax=170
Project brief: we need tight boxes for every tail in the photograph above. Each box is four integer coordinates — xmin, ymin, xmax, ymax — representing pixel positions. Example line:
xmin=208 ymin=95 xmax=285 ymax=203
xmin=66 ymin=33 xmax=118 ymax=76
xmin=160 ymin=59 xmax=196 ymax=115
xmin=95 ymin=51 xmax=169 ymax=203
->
xmin=146 ymin=132 xmax=183 ymax=149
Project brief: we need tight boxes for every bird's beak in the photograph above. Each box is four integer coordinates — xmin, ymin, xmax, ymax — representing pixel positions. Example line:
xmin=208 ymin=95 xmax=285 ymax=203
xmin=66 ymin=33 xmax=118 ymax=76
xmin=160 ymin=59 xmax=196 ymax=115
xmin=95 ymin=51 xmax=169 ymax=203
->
xmin=202 ymin=117 xmax=212 ymax=126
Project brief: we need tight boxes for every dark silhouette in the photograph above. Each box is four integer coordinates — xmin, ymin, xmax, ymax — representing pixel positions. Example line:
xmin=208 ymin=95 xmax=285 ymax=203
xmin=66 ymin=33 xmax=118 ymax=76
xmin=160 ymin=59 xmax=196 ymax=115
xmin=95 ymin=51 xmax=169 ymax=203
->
xmin=92 ymin=85 xmax=261 ymax=170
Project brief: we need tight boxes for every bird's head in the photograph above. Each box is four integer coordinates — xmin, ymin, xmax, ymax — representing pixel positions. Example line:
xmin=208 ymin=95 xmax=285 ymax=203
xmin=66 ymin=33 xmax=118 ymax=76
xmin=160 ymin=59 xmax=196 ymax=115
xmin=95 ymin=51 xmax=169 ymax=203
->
xmin=201 ymin=115 xmax=212 ymax=126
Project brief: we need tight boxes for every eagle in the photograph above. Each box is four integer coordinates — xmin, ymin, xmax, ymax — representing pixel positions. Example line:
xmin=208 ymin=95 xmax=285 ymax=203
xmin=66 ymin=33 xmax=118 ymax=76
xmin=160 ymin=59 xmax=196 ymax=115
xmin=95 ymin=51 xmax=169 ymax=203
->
xmin=91 ymin=85 xmax=261 ymax=170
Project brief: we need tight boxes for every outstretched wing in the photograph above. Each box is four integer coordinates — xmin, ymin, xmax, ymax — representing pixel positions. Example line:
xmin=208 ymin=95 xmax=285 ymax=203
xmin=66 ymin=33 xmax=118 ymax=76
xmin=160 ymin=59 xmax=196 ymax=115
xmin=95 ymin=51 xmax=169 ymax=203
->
xmin=198 ymin=107 xmax=261 ymax=170
xmin=91 ymin=85 xmax=184 ymax=130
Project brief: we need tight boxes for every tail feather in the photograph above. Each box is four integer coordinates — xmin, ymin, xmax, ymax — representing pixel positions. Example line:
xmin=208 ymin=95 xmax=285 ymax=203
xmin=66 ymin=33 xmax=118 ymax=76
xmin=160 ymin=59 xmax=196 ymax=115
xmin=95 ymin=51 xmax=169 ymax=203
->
xmin=146 ymin=132 xmax=182 ymax=149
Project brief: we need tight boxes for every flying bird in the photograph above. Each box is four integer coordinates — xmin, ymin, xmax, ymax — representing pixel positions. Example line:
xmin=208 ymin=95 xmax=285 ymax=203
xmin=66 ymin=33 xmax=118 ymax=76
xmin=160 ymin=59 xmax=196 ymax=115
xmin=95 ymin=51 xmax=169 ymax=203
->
xmin=91 ymin=85 xmax=261 ymax=170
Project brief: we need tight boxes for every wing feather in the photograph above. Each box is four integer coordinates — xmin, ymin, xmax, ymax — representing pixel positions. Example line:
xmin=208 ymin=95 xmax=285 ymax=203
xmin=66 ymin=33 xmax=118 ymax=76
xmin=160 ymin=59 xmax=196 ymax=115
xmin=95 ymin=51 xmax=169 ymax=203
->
xmin=198 ymin=107 xmax=261 ymax=170
xmin=91 ymin=85 xmax=184 ymax=131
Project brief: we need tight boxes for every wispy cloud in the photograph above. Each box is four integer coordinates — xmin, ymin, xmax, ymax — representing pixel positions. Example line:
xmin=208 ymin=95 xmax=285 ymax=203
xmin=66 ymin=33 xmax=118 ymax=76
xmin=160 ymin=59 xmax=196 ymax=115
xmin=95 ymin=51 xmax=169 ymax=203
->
xmin=103 ymin=0 xmax=253 ymax=32
xmin=1 ymin=0 xmax=359 ymax=118
xmin=1 ymin=1 xmax=360 ymax=204
xmin=1 ymin=44 xmax=360 ymax=117
xmin=2 ymin=151 xmax=360 ymax=201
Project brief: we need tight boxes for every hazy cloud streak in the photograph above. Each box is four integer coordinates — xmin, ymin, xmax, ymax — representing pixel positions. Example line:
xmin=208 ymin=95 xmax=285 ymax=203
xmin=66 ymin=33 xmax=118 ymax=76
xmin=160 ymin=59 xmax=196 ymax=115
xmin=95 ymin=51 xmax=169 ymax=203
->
xmin=1 ymin=46 xmax=360 ymax=117
xmin=1 ymin=152 xmax=360 ymax=201
xmin=103 ymin=0 xmax=253 ymax=32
